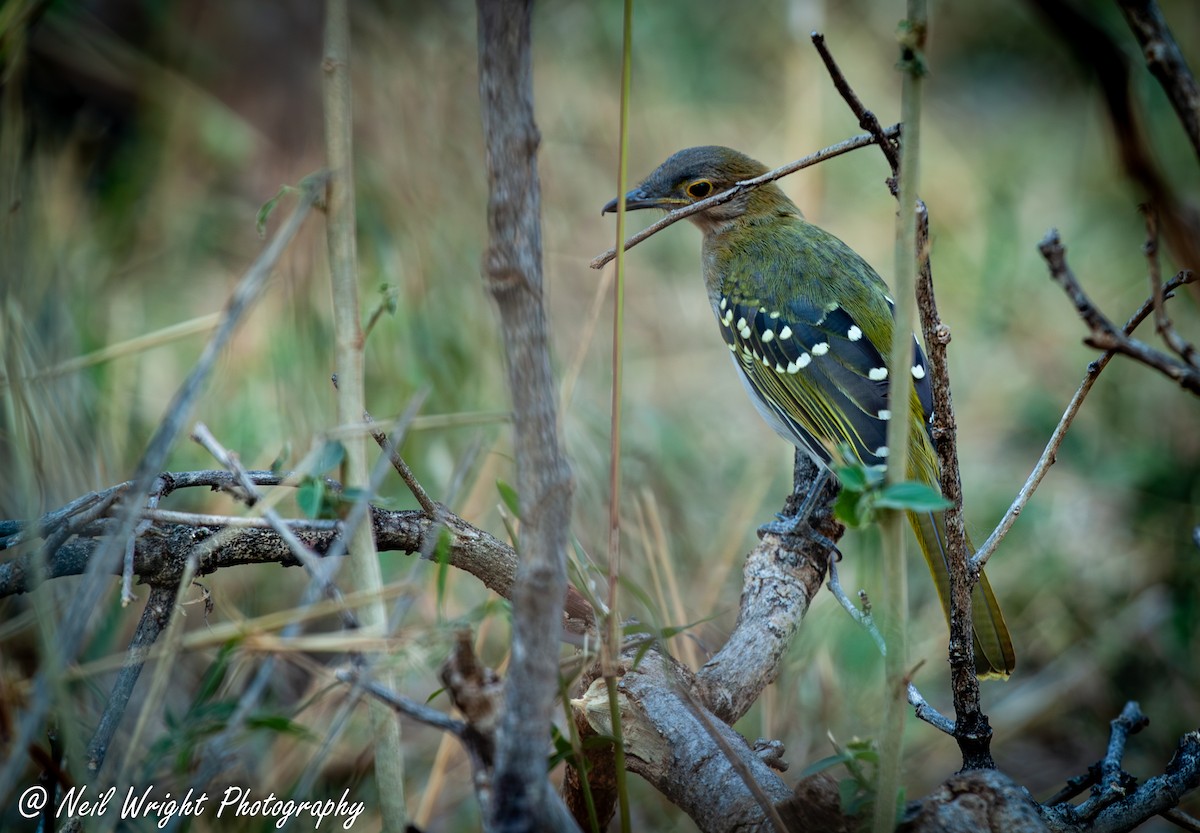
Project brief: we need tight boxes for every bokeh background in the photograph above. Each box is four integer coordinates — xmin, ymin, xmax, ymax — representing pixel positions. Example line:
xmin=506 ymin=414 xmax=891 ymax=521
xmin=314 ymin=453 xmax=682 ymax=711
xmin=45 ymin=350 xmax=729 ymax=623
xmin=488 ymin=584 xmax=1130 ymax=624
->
xmin=2 ymin=0 xmax=1198 ymax=830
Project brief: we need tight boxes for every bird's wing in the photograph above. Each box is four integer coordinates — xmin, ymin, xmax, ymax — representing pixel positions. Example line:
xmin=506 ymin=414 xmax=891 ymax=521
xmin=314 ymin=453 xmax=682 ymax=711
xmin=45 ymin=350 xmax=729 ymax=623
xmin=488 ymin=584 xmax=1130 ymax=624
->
xmin=716 ymin=292 xmax=932 ymax=468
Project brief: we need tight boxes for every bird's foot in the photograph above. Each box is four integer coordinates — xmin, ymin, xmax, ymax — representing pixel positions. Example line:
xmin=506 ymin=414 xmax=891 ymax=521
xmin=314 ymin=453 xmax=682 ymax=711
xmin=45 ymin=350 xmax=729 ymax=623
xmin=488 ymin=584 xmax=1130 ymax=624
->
xmin=758 ymin=512 xmax=841 ymax=557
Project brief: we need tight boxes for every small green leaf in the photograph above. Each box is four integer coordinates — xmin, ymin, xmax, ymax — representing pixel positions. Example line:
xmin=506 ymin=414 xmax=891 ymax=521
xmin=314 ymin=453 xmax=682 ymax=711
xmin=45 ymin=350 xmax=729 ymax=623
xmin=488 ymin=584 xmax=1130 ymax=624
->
xmin=192 ymin=645 xmax=233 ymax=707
xmin=269 ymin=442 xmax=291 ymax=474
xmin=875 ymin=481 xmax=951 ymax=512
xmin=799 ymin=754 xmax=848 ymax=779
xmin=834 ymin=464 xmax=869 ymax=492
xmin=245 ymin=714 xmax=314 ymax=740
xmin=339 ymin=487 xmax=369 ymax=506
xmin=313 ymin=440 xmax=346 ymax=475
xmin=834 ymin=489 xmax=874 ymax=528
xmin=255 ymin=190 xmax=283 ymax=237
xmin=296 ymin=479 xmax=326 ymax=519
xmin=838 ymin=777 xmax=861 ymax=812
xmin=496 ymin=479 xmax=521 ymax=518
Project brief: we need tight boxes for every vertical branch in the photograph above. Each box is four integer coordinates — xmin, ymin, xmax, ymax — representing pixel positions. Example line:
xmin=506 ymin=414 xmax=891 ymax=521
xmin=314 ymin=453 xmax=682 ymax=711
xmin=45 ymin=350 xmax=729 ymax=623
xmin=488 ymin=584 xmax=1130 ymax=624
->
xmin=875 ymin=3 xmax=926 ymax=830
xmin=602 ymin=1 xmax=636 ymax=831
xmin=913 ymin=205 xmax=992 ymax=769
xmin=322 ymin=3 xmax=407 ymax=829
xmin=476 ymin=1 xmax=576 ymax=830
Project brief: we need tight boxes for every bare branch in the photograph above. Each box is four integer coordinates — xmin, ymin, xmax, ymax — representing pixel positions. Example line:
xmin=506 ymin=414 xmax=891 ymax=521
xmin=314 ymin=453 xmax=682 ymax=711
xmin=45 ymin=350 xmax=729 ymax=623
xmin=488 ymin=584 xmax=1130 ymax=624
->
xmin=810 ymin=32 xmax=901 ymax=176
xmin=83 ymin=585 xmax=175 ymax=774
xmin=1115 ymin=0 xmax=1200 ymax=164
xmin=695 ymin=452 xmax=839 ymax=724
xmin=366 ymin=410 xmax=438 ymax=517
xmin=1038 ymin=229 xmax=1199 ymax=394
xmin=972 ymin=266 xmax=1195 ymax=571
xmin=1030 ymin=0 xmax=1200 ymax=274
xmin=1144 ymin=207 xmax=1199 ymax=369
xmin=476 ymin=0 xmax=576 ymax=828
xmin=1036 ymin=705 xmax=1200 ymax=833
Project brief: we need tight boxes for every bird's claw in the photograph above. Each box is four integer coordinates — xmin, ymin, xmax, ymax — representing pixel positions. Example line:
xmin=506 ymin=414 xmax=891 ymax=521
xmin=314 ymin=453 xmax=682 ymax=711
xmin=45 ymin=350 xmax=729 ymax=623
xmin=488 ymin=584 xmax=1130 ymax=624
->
xmin=757 ymin=514 xmax=842 ymax=558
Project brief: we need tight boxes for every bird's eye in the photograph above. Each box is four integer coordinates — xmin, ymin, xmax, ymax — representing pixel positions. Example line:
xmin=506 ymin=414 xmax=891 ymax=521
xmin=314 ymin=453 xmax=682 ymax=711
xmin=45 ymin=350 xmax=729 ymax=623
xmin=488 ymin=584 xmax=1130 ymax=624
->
xmin=686 ymin=179 xmax=713 ymax=199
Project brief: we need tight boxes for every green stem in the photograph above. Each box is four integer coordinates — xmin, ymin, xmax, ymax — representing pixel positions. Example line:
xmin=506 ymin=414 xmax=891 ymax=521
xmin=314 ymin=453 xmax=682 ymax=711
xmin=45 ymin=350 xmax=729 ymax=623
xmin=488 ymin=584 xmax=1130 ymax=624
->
xmin=873 ymin=3 xmax=926 ymax=832
xmin=603 ymin=1 xmax=635 ymax=831
xmin=323 ymin=2 xmax=407 ymax=829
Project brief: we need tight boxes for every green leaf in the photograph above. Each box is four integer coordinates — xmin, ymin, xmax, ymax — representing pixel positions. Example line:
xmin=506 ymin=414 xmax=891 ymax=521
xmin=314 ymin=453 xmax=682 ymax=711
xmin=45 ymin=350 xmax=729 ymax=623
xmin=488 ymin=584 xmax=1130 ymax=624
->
xmin=269 ymin=442 xmax=291 ymax=474
xmin=834 ymin=464 xmax=869 ymax=492
xmin=296 ymin=479 xmax=326 ymax=519
xmin=496 ymin=479 xmax=521 ymax=518
xmin=255 ymin=187 xmax=287 ymax=237
xmin=838 ymin=777 xmax=861 ymax=812
xmin=875 ymin=481 xmax=951 ymax=512
xmin=313 ymin=440 xmax=346 ymax=475
xmin=834 ymin=489 xmax=874 ymax=528
xmin=798 ymin=753 xmax=848 ymax=779
xmin=339 ymin=487 xmax=372 ymax=507
xmin=245 ymin=714 xmax=314 ymax=740
xmin=193 ymin=643 xmax=235 ymax=706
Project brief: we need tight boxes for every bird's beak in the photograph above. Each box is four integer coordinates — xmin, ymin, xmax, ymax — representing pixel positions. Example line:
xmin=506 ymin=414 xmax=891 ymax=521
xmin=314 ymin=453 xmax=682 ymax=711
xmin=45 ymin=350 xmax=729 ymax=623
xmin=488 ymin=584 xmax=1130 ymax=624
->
xmin=601 ymin=187 xmax=677 ymax=216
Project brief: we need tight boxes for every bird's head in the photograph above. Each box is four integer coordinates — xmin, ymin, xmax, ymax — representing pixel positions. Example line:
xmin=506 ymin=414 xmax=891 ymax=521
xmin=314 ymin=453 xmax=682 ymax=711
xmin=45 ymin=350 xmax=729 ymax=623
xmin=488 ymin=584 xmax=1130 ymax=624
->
xmin=601 ymin=145 xmax=795 ymax=234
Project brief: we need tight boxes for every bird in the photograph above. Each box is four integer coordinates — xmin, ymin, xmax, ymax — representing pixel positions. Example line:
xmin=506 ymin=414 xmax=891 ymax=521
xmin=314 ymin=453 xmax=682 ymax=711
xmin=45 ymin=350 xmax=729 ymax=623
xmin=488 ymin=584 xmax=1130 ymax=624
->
xmin=602 ymin=145 xmax=1015 ymax=678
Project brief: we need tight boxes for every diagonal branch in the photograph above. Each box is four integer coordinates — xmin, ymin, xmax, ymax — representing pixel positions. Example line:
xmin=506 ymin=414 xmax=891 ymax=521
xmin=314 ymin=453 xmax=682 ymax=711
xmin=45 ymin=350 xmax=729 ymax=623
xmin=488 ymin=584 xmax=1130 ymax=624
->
xmin=1038 ymin=229 xmax=1199 ymax=396
xmin=973 ymin=256 xmax=1195 ymax=571
xmin=1115 ymin=0 xmax=1200 ymax=165
xmin=589 ymin=127 xmax=901 ymax=270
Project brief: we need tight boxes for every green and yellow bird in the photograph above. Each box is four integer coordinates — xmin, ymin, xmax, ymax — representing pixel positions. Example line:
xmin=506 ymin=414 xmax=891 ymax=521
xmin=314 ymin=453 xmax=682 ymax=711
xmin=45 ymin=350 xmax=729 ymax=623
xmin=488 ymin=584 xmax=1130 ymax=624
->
xmin=603 ymin=145 xmax=1015 ymax=678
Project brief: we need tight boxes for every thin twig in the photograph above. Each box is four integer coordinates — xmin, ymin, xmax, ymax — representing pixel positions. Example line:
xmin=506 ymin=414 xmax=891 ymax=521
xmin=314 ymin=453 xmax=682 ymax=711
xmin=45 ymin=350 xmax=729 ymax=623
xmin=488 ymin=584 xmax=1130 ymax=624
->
xmin=337 ymin=667 xmax=467 ymax=736
xmin=1040 ymin=228 xmax=1199 ymax=393
xmin=913 ymin=200 xmax=991 ymax=767
xmin=323 ymin=0 xmax=407 ymax=820
xmin=1161 ymin=807 xmax=1200 ymax=832
xmin=140 ymin=508 xmax=341 ymax=530
xmin=827 ymin=561 xmax=954 ymax=736
xmin=84 ymin=585 xmax=175 ymax=774
xmin=0 ymin=173 xmax=326 ymax=803
xmin=192 ymin=423 xmax=351 ymax=615
xmin=1144 ymin=206 xmax=1198 ymax=368
xmin=365 ymin=403 xmax=438 ymax=517
xmin=1075 ymin=702 xmax=1150 ymax=819
xmin=874 ymin=8 xmax=926 ymax=828
xmin=972 ymin=246 xmax=1197 ymax=571
xmin=810 ymin=32 xmax=901 ymax=176
xmin=588 ymin=126 xmax=901 ymax=270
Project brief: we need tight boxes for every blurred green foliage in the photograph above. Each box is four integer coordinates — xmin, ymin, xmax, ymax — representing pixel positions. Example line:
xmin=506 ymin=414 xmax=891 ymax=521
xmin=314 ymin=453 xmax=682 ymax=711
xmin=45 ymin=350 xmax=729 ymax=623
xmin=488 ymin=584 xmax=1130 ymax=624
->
xmin=2 ymin=0 xmax=1198 ymax=829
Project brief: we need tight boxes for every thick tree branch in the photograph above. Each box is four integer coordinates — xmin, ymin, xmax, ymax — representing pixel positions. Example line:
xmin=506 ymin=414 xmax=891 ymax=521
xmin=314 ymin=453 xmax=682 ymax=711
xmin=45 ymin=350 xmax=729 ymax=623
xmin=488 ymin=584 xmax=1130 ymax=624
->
xmin=478 ymin=5 xmax=576 ymax=826
xmin=694 ymin=453 xmax=840 ymax=724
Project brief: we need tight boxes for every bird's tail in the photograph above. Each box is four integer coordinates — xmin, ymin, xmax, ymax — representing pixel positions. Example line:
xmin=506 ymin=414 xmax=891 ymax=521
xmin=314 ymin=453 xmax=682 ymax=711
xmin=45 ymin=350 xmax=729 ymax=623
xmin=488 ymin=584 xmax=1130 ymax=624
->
xmin=909 ymin=510 xmax=1016 ymax=679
